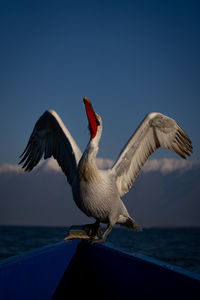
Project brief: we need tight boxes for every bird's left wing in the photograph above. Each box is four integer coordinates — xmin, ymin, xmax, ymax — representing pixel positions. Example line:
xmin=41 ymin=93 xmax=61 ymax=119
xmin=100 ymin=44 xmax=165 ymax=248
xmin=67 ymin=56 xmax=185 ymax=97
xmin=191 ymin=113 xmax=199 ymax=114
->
xmin=19 ymin=110 xmax=82 ymax=185
xmin=111 ymin=112 xmax=192 ymax=197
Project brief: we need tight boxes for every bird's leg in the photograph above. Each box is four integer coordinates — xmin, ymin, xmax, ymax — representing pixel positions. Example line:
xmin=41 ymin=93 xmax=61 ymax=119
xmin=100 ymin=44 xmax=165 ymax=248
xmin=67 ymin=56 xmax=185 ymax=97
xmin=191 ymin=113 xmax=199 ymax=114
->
xmin=92 ymin=220 xmax=102 ymax=236
xmin=83 ymin=220 xmax=102 ymax=237
xmin=90 ymin=223 xmax=113 ymax=244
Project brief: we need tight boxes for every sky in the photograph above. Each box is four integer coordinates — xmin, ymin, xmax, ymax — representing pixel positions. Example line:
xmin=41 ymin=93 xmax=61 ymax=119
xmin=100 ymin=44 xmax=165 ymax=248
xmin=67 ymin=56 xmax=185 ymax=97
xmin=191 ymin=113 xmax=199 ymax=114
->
xmin=0 ymin=0 xmax=200 ymax=228
xmin=0 ymin=0 xmax=200 ymax=165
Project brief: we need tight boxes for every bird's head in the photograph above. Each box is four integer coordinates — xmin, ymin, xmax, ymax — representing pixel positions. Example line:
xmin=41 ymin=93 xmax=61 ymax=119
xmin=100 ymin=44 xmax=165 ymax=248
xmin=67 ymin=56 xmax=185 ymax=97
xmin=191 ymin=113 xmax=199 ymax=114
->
xmin=83 ymin=97 xmax=102 ymax=140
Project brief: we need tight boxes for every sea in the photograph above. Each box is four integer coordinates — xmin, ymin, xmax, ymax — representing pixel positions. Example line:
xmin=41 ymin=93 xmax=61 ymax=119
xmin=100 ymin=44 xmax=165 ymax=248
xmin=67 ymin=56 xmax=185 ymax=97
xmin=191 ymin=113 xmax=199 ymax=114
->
xmin=0 ymin=226 xmax=200 ymax=275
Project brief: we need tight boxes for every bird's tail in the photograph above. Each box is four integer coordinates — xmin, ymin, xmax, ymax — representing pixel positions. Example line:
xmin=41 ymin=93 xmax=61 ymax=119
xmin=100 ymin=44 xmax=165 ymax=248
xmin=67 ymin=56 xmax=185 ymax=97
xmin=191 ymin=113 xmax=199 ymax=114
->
xmin=117 ymin=215 xmax=142 ymax=231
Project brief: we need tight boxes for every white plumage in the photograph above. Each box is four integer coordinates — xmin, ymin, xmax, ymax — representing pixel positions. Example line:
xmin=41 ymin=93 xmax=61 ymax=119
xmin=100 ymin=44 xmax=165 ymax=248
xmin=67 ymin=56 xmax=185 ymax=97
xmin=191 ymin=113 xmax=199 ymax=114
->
xmin=112 ymin=112 xmax=192 ymax=197
xmin=19 ymin=98 xmax=192 ymax=242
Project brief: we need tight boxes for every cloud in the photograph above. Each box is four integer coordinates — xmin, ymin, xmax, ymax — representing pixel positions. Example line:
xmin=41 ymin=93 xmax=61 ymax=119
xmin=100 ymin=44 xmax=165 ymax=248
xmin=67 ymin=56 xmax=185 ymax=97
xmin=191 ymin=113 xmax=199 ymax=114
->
xmin=142 ymin=158 xmax=200 ymax=174
xmin=95 ymin=158 xmax=114 ymax=169
xmin=37 ymin=159 xmax=62 ymax=172
xmin=0 ymin=163 xmax=22 ymax=174
xmin=12 ymin=157 xmax=198 ymax=175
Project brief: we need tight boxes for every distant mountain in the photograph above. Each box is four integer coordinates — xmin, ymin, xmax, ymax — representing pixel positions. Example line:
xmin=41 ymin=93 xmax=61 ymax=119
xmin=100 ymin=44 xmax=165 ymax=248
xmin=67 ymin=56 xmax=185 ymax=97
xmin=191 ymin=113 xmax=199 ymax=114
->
xmin=0 ymin=158 xmax=199 ymax=227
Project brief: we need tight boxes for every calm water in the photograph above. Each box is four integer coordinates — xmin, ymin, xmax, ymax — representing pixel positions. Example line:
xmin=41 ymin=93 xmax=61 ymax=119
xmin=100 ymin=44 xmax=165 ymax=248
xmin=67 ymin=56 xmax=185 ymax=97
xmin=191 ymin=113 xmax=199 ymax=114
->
xmin=0 ymin=226 xmax=199 ymax=274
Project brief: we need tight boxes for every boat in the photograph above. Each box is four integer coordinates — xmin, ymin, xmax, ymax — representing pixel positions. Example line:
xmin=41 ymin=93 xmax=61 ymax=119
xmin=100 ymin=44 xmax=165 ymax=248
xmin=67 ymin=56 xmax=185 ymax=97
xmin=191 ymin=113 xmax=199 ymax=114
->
xmin=0 ymin=227 xmax=200 ymax=299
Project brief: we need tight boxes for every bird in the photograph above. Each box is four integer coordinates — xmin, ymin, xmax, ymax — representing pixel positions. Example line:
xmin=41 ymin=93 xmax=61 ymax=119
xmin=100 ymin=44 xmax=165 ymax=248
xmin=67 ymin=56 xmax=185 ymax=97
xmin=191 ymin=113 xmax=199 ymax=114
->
xmin=19 ymin=97 xmax=192 ymax=243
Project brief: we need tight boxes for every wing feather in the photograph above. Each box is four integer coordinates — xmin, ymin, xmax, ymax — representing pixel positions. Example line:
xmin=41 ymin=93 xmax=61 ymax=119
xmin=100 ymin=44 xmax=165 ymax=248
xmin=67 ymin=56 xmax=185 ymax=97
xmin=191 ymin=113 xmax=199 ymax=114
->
xmin=111 ymin=113 xmax=192 ymax=196
xmin=19 ymin=110 xmax=82 ymax=184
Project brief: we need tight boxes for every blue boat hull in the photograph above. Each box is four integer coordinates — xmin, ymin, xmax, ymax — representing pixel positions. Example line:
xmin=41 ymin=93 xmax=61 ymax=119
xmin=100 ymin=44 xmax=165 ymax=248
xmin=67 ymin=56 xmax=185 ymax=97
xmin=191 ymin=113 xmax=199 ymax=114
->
xmin=0 ymin=240 xmax=200 ymax=299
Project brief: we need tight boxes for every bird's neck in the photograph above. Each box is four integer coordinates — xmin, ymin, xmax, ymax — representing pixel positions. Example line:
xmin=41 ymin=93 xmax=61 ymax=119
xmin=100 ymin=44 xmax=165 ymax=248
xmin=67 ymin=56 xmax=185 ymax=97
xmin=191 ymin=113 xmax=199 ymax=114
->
xmin=85 ymin=137 xmax=99 ymax=159
xmin=77 ymin=138 xmax=99 ymax=182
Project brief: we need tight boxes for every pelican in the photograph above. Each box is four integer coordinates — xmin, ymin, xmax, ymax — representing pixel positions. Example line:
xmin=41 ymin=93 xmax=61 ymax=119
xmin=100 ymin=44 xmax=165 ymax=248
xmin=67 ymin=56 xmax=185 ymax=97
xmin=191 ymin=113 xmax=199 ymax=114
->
xmin=19 ymin=97 xmax=192 ymax=242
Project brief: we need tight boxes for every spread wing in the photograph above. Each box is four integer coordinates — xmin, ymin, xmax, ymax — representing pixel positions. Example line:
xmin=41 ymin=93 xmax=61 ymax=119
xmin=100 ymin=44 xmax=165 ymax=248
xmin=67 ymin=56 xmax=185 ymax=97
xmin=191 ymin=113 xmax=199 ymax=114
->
xmin=111 ymin=112 xmax=192 ymax=197
xmin=19 ymin=110 xmax=82 ymax=185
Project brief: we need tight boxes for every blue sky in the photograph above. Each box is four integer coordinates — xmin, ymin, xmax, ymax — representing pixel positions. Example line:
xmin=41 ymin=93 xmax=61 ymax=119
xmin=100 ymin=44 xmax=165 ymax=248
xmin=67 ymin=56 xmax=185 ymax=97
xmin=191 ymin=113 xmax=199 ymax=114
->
xmin=1 ymin=0 xmax=200 ymax=165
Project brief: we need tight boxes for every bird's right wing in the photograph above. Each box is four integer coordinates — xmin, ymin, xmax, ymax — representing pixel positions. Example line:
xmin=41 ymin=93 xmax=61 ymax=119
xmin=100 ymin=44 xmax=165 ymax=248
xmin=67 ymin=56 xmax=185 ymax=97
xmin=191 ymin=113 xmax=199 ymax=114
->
xmin=19 ymin=110 xmax=82 ymax=185
xmin=111 ymin=112 xmax=192 ymax=197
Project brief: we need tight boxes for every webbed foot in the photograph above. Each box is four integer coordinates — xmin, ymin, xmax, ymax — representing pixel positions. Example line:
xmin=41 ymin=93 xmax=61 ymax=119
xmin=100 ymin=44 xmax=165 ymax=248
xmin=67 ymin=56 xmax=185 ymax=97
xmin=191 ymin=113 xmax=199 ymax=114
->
xmin=64 ymin=222 xmax=102 ymax=241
